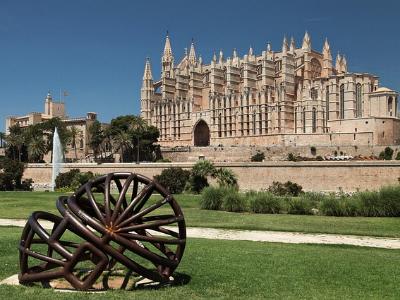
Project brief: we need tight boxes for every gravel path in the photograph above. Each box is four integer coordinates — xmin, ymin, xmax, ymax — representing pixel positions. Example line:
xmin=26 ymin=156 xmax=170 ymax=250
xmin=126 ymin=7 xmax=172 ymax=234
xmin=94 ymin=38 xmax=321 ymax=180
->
xmin=1 ymin=218 xmax=400 ymax=249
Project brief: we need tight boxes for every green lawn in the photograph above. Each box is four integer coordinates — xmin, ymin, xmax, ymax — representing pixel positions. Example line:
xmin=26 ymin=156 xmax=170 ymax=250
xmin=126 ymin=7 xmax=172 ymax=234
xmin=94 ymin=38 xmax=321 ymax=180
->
xmin=1 ymin=191 xmax=400 ymax=237
xmin=0 ymin=227 xmax=399 ymax=299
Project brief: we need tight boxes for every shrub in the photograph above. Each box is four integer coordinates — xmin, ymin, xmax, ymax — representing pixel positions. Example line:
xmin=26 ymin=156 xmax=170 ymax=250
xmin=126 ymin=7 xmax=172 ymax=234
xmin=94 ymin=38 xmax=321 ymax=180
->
xmin=268 ymin=181 xmax=303 ymax=196
xmin=55 ymin=169 xmax=80 ymax=189
xmin=189 ymin=175 xmax=209 ymax=193
xmin=379 ymin=147 xmax=394 ymax=160
xmin=355 ymin=191 xmax=382 ymax=217
xmin=154 ymin=167 xmax=191 ymax=194
xmin=287 ymin=196 xmax=313 ymax=215
xmin=0 ymin=173 xmax=14 ymax=191
xmin=251 ymin=151 xmax=265 ymax=162
xmin=396 ymin=152 xmax=400 ymax=160
xmin=378 ymin=185 xmax=400 ymax=216
xmin=249 ymin=192 xmax=283 ymax=214
xmin=70 ymin=171 xmax=95 ymax=190
xmin=319 ymin=194 xmax=359 ymax=217
xmin=156 ymin=158 xmax=172 ymax=162
xmin=200 ymin=186 xmax=226 ymax=210
xmin=19 ymin=178 xmax=34 ymax=191
xmin=222 ymin=189 xmax=246 ymax=212
xmin=302 ymin=192 xmax=326 ymax=207
xmin=192 ymin=160 xmax=216 ymax=177
xmin=316 ymin=155 xmax=323 ymax=161
xmin=214 ymin=167 xmax=238 ymax=188
xmin=287 ymin=153 xmax=297 ymax=162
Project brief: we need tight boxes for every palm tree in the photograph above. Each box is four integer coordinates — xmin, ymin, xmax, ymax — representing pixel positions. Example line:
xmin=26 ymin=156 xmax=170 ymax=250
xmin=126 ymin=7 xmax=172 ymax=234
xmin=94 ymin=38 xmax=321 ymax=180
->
xmin=27 ymin=135 xmax=47 ymax=162
xmin=6 ymin=125 xmax=24 ymax=161
xmin=113 ymin=131 xmax=132 ymax=163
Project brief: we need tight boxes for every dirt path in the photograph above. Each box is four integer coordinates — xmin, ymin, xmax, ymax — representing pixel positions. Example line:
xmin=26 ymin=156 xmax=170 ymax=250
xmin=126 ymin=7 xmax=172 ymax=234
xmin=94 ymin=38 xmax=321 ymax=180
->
xmin=2 ymin=218 xmax=399 ymax=249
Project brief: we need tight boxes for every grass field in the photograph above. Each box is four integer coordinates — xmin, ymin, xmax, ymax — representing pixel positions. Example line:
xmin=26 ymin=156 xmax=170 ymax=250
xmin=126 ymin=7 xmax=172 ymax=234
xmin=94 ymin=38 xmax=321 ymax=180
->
xmin=1 ymin=191 xmax=400 ymax=237
xmin=0 ymin=227 xmax=399 ymax=299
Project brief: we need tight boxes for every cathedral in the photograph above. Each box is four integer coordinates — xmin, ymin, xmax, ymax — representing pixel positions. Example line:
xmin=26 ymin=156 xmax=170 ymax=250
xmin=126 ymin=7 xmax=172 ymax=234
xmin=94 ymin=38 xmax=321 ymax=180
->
xmin=141 ymin=32 xmax=399 ymax=148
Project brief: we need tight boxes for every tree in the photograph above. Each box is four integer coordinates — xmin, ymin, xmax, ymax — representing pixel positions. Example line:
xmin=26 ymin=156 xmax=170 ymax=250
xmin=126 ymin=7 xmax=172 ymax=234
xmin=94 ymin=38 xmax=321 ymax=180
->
xmin=27 ymin=135 xmax=47 ymax=162
xmin=6 ymin=124 xmax=24 ymax=161
xmin=0 ymin=132 xmax=5 ymax=148
xmin=88 ymin=120 xmax=104 ymax=159
xmin=108 ymin=115 xmax=159 ymax=162
xmin=41 ymin=118 xmax=70 ymax=161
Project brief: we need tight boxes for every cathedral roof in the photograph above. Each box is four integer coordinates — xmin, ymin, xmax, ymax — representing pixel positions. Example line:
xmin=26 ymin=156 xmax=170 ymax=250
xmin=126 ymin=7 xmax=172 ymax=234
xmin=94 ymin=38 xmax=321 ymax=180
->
xmin=372 ymin=87 xmax=395 ymax=93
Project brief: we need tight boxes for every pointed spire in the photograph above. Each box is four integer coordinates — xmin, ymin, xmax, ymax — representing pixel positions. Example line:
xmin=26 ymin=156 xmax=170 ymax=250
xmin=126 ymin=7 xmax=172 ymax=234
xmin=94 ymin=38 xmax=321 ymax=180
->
xmin=341 ymin=55 xmax=347 ymax=73
xmin=212 ymin=51 xmax=217 ymax=62
xmin=249 ymin=45 xmax=254 ymax=56
xmin=335 ymin=53 xmax=342 ymax=71
xmin=290 ymin=37 xmax=295 ymax=53
xmin=163 ymin=33 xmax=173 ymax=59
xmin=266 ymin=42 xmax=271 ymax=52
xmin=282 ymin=36 xmax=289 ymax=54
xmin=143 ymin=57 xmax=153 ymax=80
xmin=323 ymin=38 xmax=330 ymax=53
xmin=219 ymin=49 xmax=224 ymax=65
xmin=233 ymin=48 xmax=238 ymax=58
xmin=188 ymin=38 xmax=196 ymax=64
xmin=302 ymin=31 xmax=311 ymax=51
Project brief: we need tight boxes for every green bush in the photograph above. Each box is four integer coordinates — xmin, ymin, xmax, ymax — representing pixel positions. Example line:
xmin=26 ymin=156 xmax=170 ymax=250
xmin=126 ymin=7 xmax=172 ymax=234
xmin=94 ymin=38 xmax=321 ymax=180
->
xmin=70 ymin=171 xmax=95 ymax=190
xmin=316 ymin=155 xmax=323 ymax=161
xmin=192 ymin=160 xmax=216 ymax=177
xmin=287 ymin=153 xmax=297 ymax=162
xmin=319 ymin=194 xmax=358 ymax=216
xmin=355 ymin=191 xmax=382 ymax=217
xmin=0 ymin=173 xmax=14 ymax=191
xmin=396 ymin=152 xmax=400 ymax=160
xmin=251 ymin=151 xmax=265 ymax=162
xmin=55 ymin=169 xmax=80 ymax=189
xmin=156 ymin=158 xmax=172 ymax=162
xmin=154 ymin=167 xmax=191 ymax=194
xmin=200 ymin=186 xmax=226 ymax=210
xmin=268 ymin=181 xmax=303 ymax=196
xmin=379 ymin=147 xmax=394 ymax=160
xmin=378 ymin=185 xmax=400 ymax=217
xmin=189 ymin=175 xmax=209 ymax=193
xmin=19 ymin=178 xmax=34 ymax=191
xmin=0 ymin=157 xmax=25 ymax=190
xmin=249 ymin=192 xmax=283 ymax=214
xmin=287 ymin=196 xmax=313 ymax=215
xmin=223 ymin=189 xmax=246 ymax=212
xmin=214 ymin=167 xmax=238 ymax=188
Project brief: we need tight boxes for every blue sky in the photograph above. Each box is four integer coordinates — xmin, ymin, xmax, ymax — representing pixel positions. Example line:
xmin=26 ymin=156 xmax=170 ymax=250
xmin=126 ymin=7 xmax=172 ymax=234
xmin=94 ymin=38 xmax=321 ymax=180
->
xmin=0 ymin=0 xmax=399 ymax=131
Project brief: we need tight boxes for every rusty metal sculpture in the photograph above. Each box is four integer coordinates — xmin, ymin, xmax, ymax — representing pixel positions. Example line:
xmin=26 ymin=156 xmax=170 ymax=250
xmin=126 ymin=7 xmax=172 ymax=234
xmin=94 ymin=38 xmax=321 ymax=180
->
xmin=18 ymin=172 xmax=186 ymax=290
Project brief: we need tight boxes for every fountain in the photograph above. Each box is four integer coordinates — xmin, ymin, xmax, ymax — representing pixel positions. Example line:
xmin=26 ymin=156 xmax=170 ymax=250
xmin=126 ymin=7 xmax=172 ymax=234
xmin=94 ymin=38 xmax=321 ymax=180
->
xmin=51 ymin=127 xmax=63 ymax=191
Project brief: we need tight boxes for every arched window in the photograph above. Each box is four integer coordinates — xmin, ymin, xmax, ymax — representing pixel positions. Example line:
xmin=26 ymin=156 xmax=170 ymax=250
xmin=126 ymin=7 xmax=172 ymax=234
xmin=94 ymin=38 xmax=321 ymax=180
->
xmin=356 ymin=83 xmax=362 ymax=118
xmin=388 ymin=96 xmax=393 ymax=116
xmin=325 ymin=87 xmax=329 ymax=121
xmin=302 ymin=108 xmax=306 ymax=133
xmin=340 ymin=84 xmax=345 ymax=119
xmin=312 ymin=107 xmax=317 ymax=133
xmin=311 ymin=88 xmax=317 ymax=101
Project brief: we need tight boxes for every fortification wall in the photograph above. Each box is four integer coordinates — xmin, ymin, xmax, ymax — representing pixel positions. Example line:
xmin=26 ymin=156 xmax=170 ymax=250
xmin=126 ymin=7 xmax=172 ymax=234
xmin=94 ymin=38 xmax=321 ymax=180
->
xmin=25 ymin=161 xmax=400 ymax=192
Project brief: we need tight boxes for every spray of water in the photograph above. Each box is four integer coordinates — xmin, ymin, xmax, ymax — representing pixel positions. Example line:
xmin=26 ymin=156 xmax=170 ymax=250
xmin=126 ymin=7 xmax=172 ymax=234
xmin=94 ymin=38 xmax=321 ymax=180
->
xmin=51 ymin=127 xmax=63 ymax=191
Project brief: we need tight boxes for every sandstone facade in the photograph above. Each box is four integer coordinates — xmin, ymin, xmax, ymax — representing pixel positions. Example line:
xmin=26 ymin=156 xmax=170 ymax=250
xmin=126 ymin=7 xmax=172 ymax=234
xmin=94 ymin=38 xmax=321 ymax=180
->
xmin=141 ymin=32 xmax=399 ymax=148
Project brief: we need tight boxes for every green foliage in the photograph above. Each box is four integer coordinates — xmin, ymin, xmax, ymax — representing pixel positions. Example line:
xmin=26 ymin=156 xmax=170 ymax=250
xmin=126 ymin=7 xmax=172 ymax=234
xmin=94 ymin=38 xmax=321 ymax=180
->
xmin=396 ymin=152 xmax=400 ymax=160
xmin=200 ymin=186 xmax=226 ymax=210
xmin=156 ymin=158 xmax=172 ymax=162
xmin=268 ymin=181 xmax=303 ymax=196
xmin=88 ymin=120 xmax=104 ymax=159
xmin=287 ymin=153 xmax=297 ymax=161
xmin=222 ymin=189 xmax=246 ymax=212
xmin=188 ymin=175 xmax=209 ymax=193
xmin=251 ymin=151 xmax=265 ymax=162
xmin=154 ymin=167 xmax=191 ymax=194
xmin=55 ymin=169 xmax=80 ymax=189
xmin=192 ymin=160 xmax=216 ymax=177
xmin=0 ymin=157 xmax=26 ymax=190
xmin=379 ymin=147 xmax=394 ymax=160
xmin=70 ymin=171 xmax=95 ymax=190
xmin=379 ymin=185 xmax=400 ymax=216
xmin=249 ymin=192 xmax=283 ymax=214
xmin=287 ymin=196 xmax=313 ymax=215
xmin=316 ymin=155 xmax=323 ymax=161
xmin=213 ymin=167 xmax=238 ymax=188
xmin=108 ymin=115 xmax=160 ymax=162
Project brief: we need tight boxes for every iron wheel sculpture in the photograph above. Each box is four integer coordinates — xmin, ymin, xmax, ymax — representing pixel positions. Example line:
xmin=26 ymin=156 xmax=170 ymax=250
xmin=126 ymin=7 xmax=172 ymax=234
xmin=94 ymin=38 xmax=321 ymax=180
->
xmin=18 ymin=172 xmax=186 ymax=290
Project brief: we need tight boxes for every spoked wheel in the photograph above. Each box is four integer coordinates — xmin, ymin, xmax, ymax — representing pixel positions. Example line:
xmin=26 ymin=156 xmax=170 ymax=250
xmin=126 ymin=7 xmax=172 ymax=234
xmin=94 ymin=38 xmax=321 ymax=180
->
xmin=19 ymin=172 xmax=186 ymax=290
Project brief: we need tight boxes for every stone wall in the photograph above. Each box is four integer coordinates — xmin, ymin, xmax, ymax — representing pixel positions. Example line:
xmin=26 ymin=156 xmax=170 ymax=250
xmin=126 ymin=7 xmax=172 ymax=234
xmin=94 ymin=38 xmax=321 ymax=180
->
xmin=25 ymin=161 xmax=400 ymax=192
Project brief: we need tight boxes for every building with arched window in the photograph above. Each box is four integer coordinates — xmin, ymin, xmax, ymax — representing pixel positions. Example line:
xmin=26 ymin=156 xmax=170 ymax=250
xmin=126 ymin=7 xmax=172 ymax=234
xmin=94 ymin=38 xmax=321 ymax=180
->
xmin=141 ymin=32 xmax=400 ymax=148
